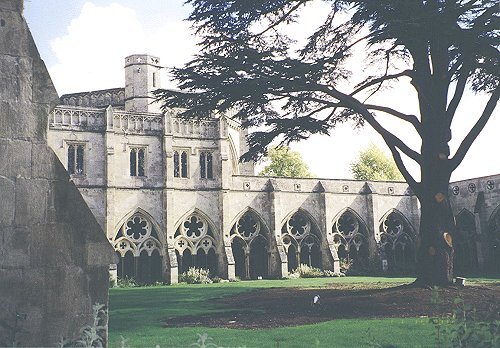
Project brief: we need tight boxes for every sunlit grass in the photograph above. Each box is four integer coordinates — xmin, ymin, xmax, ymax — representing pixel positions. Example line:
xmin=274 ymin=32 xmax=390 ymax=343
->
xmin=108 ymin=276 xmax=498 ymax=347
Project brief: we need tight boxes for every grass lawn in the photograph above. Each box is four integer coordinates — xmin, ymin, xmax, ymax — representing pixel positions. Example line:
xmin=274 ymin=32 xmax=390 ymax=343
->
xmin=108 ymin=276 xmax=497 ymax=347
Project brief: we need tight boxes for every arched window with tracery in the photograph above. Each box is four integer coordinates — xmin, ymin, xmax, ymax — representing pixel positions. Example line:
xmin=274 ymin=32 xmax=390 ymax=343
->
xmin=332 ymin=210 xmax=368 ymax=273
xmin=173 ymin=213 xmax=217 ymax=275
xmin=112 ymin=212 xmax=163 ymax=284
xmin=281 ymin=211 xmax=322 ymax=272
xmin=378 ymin=211 xmax=416 ymax=275
xmin=230 ymin=211 xmax=269 ymax=279
xmin=454 ymin=210 xmax=478 ymax=275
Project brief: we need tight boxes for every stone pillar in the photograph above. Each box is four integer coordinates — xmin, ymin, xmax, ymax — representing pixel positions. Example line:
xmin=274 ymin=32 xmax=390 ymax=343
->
xmin=0 ymin=1 xmax=115 ymax=346
xmin=314 ymin=181 xmax=338 ymax=271
xmin=267 ymin=179 xmax=288 ymax=278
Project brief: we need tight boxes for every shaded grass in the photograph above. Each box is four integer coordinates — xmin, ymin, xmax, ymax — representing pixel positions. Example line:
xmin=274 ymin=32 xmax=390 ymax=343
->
xmin=108 ymin=276 xmax=498 ymax=347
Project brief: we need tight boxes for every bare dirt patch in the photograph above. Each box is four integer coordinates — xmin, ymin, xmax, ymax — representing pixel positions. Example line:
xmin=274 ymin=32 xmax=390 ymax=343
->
xmin=164 ymin=282 xmax=499 ymax=329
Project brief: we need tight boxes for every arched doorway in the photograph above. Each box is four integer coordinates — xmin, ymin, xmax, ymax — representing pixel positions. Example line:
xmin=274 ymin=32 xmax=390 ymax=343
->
xmin=454 ymin=210 xmax=478 ymax=275
xmin=230 ymin=211 xmax=270 ymax=279
xmin=112 ymin=211 xmax=164 ymax=284
xmin=332 ymin=209 xmax=369 ymax=274
xmin=249 ymin=237 xmax=268 ymax=279
xmin=378 ymin=210 xmax=416 ymax=275
xmin=173 ymin=212 xmax=218 ymax=276
xmin=231 ymin=237 xmax=246 ymax=279
xmin=281 ymin=211 xmax=322 ymax=272
xmin=488 ymin=207 xmax=500 ymax=275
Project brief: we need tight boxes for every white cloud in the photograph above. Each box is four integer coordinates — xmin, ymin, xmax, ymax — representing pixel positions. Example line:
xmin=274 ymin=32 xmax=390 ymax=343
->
xmin=49 ymin=2 xmax=197 ymax=94
xmin=49 ymin=1 xmax=499 ymax=182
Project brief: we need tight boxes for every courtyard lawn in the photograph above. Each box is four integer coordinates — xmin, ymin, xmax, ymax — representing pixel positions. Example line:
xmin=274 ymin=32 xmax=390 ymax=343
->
xmin=108 ymin=276 xmax=496 ymax=347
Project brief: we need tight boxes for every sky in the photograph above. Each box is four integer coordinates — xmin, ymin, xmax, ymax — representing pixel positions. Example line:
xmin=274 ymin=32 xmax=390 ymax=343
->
xmin=23 ymin=0 xmax=499 ymax=182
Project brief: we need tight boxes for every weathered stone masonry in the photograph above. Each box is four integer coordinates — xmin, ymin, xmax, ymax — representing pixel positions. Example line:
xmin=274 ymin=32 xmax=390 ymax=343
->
xmin=0 ymin=0 xmax=115 ymax=346
xmin=47 ymin=53 xmax=500 ymax=283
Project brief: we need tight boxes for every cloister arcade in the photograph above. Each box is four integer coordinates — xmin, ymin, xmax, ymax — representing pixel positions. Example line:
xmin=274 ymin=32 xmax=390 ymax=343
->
xmin=281 ymin=210 xmax=322 ymax=273
xmin=111 ymin=210 xmax=164 ymax=284
xmin=230 ymin=210 xmax=270 ymax=279
xmin=108 ymin=203 xmax=500 ymax=283
xmin=173 ymin=211 xmax=218 ymax=275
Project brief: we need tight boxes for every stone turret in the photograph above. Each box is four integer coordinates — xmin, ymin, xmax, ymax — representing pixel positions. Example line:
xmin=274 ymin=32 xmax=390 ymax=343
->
xmin=0 ymin=0 xmax=115 ymax=345
xmin=124 ymin=54 xmax=162 ymax=113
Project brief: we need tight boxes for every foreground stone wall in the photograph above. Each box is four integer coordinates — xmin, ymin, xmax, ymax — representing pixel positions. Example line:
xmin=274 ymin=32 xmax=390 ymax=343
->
xmin=0 ymin=1 xmax=114 ymax=345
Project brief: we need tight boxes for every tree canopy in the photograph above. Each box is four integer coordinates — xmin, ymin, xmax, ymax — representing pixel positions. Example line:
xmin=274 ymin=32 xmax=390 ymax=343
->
xmin=351 ymin=145 xmax=404 ymax=181
xmin=155 ymin=0 xmax=499 ymax=285
xmin=259 ymin=146 xmax=312 ymax=178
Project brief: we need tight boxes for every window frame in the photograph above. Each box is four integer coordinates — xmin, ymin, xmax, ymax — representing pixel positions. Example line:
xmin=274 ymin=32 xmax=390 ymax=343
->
xmin=173 ymin=148 xmax=189 ymax=178
xmin=66 ymin=141 xmax=86 ymax=176
xmin=129 ymin=146 xmax=147 ymax=177
xmin=199 ymin=150 xmax=214 ymax=180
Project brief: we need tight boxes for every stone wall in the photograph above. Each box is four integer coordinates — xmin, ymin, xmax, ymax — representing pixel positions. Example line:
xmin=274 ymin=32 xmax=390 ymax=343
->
xmin=0 ymin=1 xmax=115 ymax=345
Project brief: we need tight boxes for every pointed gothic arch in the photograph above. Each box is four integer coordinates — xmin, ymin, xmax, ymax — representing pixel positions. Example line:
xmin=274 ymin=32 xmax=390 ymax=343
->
xmin=454 ymin=209 xmax=478 ymax=274
xmin=229 ymin=208 xmax=270 ymax=279
xmin=332 ymin=208 xmax=369 ymax=274
xmin=281 ymin=209 xmax=322 ymax=271
xmin=112 ymin=208 xmax=164 ymax=284
xmin=378 ymin=209 xmax=416 ymax=275
xmin=487 ymin=205 xmax=500 ymax=274
xmin=173 ymin=209 xmax=218 ymax=275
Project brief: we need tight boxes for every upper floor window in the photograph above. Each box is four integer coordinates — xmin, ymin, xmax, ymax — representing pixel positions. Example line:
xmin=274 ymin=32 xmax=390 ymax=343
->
xmin=200 ymin=152 xmax=213 ymax=179
xmin=174 ymin=150 xmax=188 ymax=178
xmin=130 ymin=147 xmax=145 ymax=177
xmin=68 ymin=143 xmax=84 ymax=175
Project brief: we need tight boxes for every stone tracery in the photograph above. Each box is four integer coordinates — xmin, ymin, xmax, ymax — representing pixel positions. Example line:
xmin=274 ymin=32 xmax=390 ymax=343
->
xmin=174 ymin=213 xmax=217 ymax=274
xmin=378 ymin=210 xmax=415 ymax=274
xmin=332 ymin=210 xmax=368 ymax=271
xmin=281 ymin=211 xmax=321 ymax=272
xmin=230 ymin=211 xmax=269 ymax=279
xmin=112 ymin=212 xmax=163 ymax=283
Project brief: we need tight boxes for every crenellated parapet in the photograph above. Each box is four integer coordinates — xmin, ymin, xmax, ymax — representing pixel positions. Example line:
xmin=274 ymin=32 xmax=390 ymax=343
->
xmin=60 ymin=88 xmax=125 ymax=109
xmin=50 ymin=106 xmax=105 ymax=131
xmin=112 ymin=110 xmax=163 ymax=135
xmin=167 ymin=116 xmax=219 ymax=138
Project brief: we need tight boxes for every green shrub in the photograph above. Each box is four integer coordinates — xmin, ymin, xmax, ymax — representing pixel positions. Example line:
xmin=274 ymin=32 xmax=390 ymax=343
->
xmin=430 ymin=289 xmax=500 ymax=347
xmin=179 ymin=267 xmax=213 ymax=284
xmin=57 ymin=303 xmax=107 ymax=347
xmin=115 ymin=277 xmax=139 ymax=288
xmin=292 ymin=264 xmax=323 ymax=278
xmin=322 ymin=269 xmax=345 ymax=277
xmin=339 ymin=258 xmax=353 ymax=274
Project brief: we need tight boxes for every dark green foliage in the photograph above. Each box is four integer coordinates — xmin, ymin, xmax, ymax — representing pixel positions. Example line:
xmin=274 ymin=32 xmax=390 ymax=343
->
xmin=155 ymin=0 xmax=499 ymax=285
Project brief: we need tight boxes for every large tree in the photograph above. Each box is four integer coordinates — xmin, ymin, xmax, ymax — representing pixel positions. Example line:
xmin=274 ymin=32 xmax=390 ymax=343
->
xmin=351 ymin=145 xmax=404 ymax=181
xmin=155 ymin=0 xmax=499 ymax=285
xmin=260 ymin=146 xmax=313 ymax=178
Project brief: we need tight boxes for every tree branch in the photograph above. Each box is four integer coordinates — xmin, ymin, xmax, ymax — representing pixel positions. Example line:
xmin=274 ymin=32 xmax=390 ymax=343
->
xmin=316 ymin=84 xmax=422 ymax=165
xmin=351 ymin=70 xmax=413 ymax=96
xmin=252 ymin=0 xmax=308 ymax=38
xmin=365 ymin=104 xmax=422 ymax=135
xmin=446 ymin=67 xmax=470 ymax=124
xmin=449 ymin=88 xmax=500 ymax=171
xmin=387 ymin=143 xmax=421 ymax=197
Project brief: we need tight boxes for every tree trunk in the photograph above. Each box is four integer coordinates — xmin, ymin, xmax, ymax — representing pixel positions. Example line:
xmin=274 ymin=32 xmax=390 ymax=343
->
xmin=415 ymin=146 xmax=456 ymax=286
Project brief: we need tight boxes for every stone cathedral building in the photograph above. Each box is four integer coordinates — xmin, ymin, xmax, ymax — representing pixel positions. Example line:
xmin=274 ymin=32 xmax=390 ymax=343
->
xmin=47 ymin=54 xmax=500 ymax=284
